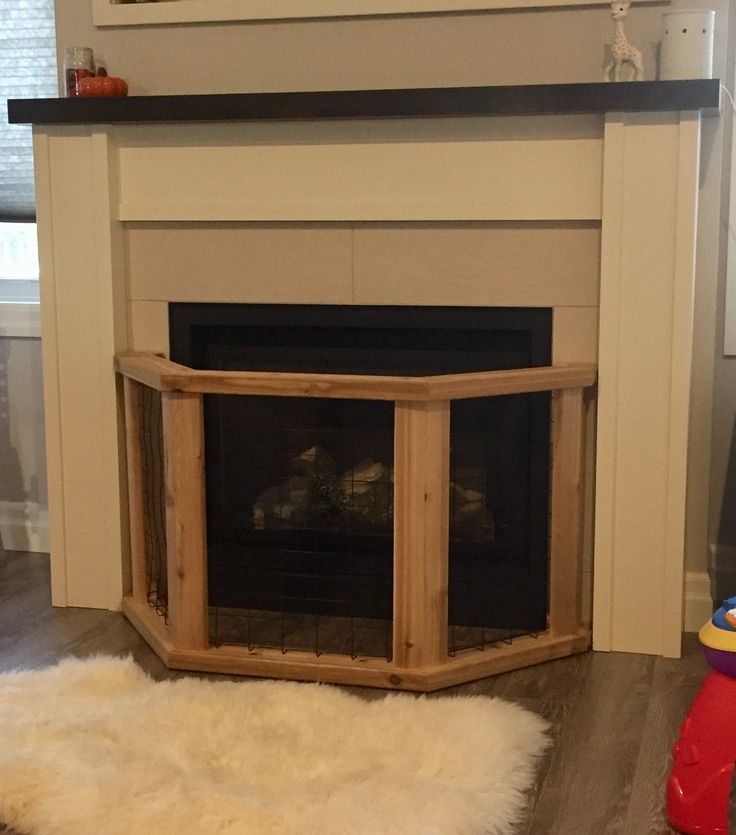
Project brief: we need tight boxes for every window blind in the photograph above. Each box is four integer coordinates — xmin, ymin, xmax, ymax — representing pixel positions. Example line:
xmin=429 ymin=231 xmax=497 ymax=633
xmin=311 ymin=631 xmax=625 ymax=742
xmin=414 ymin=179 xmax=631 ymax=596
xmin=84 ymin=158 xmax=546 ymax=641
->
xmin=0 ymin=0 xmax=57 ymax=221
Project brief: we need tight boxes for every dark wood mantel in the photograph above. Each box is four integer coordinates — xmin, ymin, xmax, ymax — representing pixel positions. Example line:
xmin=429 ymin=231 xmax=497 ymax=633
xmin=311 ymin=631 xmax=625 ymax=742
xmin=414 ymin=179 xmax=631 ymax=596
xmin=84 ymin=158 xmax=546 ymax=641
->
xmin=8 ymin=79 xmax=721 ymax=125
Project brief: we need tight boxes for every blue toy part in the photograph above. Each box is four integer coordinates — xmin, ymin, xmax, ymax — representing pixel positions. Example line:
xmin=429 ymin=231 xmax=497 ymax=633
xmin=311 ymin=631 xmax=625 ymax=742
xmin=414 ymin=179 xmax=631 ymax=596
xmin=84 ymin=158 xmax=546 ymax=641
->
xmin=712 ymin=596 xmax=736 ymax=632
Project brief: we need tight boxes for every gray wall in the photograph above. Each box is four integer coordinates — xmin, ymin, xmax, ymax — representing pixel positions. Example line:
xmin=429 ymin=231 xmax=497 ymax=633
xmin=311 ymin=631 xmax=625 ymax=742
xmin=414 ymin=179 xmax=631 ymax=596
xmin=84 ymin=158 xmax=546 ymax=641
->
xmin=57 ymin=0 xmax=727 ymax=92
xmin=0 ymin=334 xmax=47 ymax=552
xmin=710 ymin=8 xmax=736 ymax=594
xmin=711 ymin=353 xmax=736 ymax=595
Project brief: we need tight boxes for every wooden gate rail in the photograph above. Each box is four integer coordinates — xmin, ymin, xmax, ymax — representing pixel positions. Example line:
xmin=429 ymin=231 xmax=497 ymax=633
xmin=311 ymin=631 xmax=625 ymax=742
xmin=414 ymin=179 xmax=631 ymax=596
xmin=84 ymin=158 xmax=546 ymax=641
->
xmin=116 ymin=352 xmax=596 ymax=692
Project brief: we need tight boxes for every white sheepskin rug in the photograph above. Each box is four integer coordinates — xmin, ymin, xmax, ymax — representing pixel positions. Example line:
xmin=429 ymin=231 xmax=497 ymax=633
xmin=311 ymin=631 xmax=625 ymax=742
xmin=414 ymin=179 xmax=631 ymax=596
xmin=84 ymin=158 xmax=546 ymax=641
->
xmin=0 ymin=655 xmax=550 ymax=835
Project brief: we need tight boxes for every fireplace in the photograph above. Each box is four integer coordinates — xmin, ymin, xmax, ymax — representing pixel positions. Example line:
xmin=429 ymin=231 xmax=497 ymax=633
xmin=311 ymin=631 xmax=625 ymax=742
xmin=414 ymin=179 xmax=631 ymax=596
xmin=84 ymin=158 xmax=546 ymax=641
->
xmin=167 ymin=304 xmax=552 ymax=657
xmin=11 ymin=81 xmax=715 ymax=668
xmin=113 ymin=288 xmax=594 ymax=690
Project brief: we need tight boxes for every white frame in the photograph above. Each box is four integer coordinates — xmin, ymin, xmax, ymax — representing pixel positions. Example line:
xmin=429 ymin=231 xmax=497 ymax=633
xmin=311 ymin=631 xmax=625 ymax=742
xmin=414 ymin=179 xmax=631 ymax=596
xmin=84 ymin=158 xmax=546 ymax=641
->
xmin=92 ymin=0 xmax=661 ymax=27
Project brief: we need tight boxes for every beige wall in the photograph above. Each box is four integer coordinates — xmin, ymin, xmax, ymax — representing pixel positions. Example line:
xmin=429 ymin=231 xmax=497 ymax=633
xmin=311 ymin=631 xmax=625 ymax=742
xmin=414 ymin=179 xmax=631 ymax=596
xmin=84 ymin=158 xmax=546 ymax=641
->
xmin=52 ymin=0 xmax=732 ymax=579
xmin=124 ymin=222 xmax=600 ymax=359
xmin=124 ymin=222 xmax=601 ymax=358
xmin=125 ymin=221 xmax=600 ymax=303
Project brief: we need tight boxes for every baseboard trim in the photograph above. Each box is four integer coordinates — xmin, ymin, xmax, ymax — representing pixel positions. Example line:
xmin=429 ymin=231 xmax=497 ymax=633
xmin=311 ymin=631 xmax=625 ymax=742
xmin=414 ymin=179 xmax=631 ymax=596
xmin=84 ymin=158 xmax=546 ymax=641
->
xmin=684 ymin=570 xmax=714 ymax=632
xmin=0 ymin=500 xmax=49 ymax=553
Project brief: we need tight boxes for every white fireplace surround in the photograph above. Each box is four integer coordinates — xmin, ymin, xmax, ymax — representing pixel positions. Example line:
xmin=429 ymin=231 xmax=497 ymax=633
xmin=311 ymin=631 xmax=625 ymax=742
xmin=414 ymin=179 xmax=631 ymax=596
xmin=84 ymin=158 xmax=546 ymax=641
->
xmin=29 ymin=100 xmax=705 ymax=658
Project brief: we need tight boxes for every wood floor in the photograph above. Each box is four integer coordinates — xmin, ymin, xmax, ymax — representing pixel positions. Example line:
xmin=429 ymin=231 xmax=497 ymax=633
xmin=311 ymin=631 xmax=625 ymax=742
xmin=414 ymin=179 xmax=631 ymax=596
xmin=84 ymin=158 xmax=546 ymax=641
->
xmin=0 ymin=550 xmax=706 ymax=834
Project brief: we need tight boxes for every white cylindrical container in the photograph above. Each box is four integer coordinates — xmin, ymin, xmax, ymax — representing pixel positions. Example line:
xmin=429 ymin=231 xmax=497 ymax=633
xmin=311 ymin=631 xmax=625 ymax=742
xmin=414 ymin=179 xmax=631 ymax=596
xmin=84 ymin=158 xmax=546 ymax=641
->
xmin=660 ymin=10 xmax=715 ymax=80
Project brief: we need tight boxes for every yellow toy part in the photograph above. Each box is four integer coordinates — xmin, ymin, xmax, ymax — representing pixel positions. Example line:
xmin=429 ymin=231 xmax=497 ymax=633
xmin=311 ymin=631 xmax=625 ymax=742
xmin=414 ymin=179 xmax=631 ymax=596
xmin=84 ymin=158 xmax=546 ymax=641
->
xmin=699 ymin=619 xmax=736 ymax=652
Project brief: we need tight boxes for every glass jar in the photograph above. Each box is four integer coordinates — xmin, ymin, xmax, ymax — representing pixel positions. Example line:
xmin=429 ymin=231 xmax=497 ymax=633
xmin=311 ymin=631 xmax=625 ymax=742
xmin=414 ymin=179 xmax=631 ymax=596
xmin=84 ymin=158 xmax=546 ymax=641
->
xmin=64 ymin=47 xmax=95 ymax=97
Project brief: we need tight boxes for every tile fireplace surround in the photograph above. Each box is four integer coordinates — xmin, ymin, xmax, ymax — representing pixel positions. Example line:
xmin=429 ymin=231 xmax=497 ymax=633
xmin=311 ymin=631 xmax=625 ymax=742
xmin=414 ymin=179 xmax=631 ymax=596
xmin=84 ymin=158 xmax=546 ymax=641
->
xmin=9 ymin=80 xmax=721 ymax=661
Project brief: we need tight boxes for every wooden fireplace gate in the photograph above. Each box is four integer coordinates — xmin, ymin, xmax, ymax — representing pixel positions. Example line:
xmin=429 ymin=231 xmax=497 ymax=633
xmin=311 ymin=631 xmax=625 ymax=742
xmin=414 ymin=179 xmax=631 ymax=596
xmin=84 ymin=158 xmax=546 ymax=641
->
xmin=116 ymin=353 xmax=596 ymax=691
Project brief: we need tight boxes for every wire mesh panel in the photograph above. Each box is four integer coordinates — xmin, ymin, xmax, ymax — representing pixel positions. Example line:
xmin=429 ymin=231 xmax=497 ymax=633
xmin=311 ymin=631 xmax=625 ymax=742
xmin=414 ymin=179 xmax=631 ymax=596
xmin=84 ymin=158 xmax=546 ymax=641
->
xmin=210 ymin=609 xmax=393 ymax=659
xmin=206 ymin=395 xmax=394 ymax=659
xmin=138 ymin=385 xmax=168 ymax=616
xmin=118 ymin=347 xmax=593 ymax=689
xmin=447 ymin=391 xmax=550 ymax=655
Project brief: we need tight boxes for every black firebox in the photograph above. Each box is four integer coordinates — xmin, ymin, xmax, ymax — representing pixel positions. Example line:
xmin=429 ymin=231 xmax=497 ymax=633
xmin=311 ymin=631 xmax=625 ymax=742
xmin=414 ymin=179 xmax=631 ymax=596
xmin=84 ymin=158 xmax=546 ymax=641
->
xmin=169 ymin=304 xmax=551 ymax=656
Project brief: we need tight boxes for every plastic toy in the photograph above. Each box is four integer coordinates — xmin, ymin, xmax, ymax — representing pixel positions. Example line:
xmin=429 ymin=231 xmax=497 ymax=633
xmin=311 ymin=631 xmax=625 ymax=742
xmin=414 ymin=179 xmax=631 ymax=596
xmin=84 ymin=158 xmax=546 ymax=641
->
xmin=603 ymin=0 xmax=644 ymax=82
xmin=666 ymin=596 xmax=736 ymax=834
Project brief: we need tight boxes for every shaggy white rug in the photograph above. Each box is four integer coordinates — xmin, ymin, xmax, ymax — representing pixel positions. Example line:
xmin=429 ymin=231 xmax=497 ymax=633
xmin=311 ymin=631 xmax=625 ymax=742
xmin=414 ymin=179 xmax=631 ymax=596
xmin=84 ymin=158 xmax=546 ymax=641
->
xmin=0 ymin=656 xmax=550 ymax=835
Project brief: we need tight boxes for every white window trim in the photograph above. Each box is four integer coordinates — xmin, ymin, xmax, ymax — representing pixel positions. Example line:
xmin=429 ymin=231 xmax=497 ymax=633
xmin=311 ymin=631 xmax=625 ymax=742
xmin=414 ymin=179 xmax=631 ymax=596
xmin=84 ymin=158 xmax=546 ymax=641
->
xmin=92 ymin=0 xmax=660 ymax=26
xmin=0 ymin=302 xmax=41 ymax=338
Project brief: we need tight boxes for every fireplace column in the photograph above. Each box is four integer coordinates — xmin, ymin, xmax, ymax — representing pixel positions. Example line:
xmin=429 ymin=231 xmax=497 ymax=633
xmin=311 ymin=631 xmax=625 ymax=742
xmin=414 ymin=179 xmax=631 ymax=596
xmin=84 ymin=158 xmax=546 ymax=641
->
xmin=594 ymin=112 xmax=701 ymax=657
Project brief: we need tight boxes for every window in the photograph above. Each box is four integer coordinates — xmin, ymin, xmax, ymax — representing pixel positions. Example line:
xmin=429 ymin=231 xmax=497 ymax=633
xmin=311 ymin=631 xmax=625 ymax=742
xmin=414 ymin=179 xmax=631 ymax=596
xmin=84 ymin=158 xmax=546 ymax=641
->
xmin=0 ymin=222 xmax=40 ymax=303
xmin=0 ymin=0 xmax=57 ymax=332
xmin=0 ymin=221 xmax=41 ymax=334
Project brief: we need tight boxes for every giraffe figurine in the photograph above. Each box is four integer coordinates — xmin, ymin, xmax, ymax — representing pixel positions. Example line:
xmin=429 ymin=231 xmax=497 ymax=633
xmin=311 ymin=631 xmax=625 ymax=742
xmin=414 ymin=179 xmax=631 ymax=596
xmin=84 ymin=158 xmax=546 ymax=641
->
xmin=603 ymin=0 xmax=644 ymax=82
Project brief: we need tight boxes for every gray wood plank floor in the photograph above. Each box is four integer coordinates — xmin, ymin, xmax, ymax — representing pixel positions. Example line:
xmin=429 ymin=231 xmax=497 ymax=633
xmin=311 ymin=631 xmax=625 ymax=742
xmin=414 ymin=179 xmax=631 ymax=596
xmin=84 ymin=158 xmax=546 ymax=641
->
xmin=0 ymin=551 xmax=706 ymax=834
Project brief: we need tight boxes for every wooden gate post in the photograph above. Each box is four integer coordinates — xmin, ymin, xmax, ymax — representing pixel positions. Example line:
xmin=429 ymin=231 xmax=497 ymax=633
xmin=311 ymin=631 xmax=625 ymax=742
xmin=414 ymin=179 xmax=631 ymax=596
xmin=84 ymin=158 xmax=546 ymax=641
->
xmin=162 ymin=391 xmax=209 ymax=651
xmin=392 ymin=400 xmax=451 ymax=668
